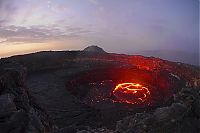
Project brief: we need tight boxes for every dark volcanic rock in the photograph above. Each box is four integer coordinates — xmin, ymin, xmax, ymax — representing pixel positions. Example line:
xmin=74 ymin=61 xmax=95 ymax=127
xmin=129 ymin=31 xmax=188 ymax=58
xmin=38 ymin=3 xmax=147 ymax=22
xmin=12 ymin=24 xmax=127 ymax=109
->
xmin=1 ymin=50 xmax=200 ymax=133
xmin=83 ymin=45 xmax=106 ymax=54
xmin=115 ymin=88 xmax=200 ymax=133
xmin=0 ymin=94 xmax=16 ymax=114
xmin=53 ymin=126 xmax=77 ymax=133
xmin=0 ymin=61 xmax=54 ymax=133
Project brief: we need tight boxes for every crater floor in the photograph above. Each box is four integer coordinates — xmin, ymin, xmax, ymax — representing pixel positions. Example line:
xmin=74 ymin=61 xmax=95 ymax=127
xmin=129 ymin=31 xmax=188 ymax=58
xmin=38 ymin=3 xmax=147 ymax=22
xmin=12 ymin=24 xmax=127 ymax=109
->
xmin=26 ymin=68 xmax=100 ymax=129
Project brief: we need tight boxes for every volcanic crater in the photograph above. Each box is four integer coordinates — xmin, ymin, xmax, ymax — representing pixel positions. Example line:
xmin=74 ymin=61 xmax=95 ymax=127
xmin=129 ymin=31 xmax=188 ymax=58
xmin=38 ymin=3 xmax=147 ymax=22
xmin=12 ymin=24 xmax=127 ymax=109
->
xmin=66 ymin=66 xmax=185 ymax=109
xmin=1 ymin=46 xmax=199 ymax=132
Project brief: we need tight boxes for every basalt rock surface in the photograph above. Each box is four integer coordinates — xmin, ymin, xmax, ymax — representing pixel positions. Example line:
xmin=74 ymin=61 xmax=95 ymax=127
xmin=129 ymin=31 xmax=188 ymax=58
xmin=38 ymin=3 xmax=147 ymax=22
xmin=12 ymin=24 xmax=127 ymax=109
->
xmin=0 ymin=49 xmax=200 ymax=133
xmin=115 ymin=88 xmax=200 ymax=133
xmin=0 ymin=61 xmax=55 ymax=133
xmin=77 ymin=88 xmax=200 ymax=133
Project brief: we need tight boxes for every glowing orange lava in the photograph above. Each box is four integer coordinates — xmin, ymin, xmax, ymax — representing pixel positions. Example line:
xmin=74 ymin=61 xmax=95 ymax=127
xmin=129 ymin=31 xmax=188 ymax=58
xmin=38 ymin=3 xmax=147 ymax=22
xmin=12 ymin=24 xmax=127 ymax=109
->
xmin=113 ymin=83 xmax=150 ymax=104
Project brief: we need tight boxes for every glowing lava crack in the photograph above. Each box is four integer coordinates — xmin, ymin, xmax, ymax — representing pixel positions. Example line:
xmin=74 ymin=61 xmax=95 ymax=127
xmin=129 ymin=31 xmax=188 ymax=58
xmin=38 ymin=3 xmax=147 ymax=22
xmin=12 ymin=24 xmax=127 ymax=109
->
xmin=112 ymin=83 xmax=150 ymax=104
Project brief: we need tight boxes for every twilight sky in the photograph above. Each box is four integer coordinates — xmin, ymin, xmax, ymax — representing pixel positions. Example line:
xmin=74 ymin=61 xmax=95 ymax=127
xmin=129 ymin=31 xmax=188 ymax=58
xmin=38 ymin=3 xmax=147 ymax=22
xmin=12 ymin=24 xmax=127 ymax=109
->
xmin=0 ymin=0 xmax=199 ymax=58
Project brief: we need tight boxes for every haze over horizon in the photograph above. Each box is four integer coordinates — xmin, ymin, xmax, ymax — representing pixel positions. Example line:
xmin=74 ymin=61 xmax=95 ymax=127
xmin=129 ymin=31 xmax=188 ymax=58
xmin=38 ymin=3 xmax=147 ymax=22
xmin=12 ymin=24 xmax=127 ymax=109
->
xmin=0 ymin=0 xmax=199 ymax=64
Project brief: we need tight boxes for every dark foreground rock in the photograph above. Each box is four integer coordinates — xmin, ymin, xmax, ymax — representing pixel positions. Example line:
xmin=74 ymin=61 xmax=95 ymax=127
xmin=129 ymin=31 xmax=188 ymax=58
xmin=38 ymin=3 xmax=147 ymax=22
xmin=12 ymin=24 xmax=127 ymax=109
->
xmin=115 ymin=88 xmax=200 ymax=133
xmin=77 ymin=88 xmax=200 ymax=133
xmin=0 ymin=61 xmax=55 ymax=133
xmin=1 ymin=49 xmax=200 ymax=133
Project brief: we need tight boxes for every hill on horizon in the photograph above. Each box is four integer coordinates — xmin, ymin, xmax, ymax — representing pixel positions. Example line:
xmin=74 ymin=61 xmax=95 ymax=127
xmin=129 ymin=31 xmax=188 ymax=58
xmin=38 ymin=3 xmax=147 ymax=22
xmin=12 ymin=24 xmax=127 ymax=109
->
xmin=1 ymin=46 xmax=199 ymax=66
xmin=83 ymin=45 xmax=107 ymax=53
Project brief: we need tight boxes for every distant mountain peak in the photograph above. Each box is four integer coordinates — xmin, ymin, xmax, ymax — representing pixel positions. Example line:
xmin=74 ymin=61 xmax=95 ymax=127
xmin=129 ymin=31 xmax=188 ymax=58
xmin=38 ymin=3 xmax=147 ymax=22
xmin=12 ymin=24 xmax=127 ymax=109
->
xmin=83 ymin=45 xmax=106 ymax=53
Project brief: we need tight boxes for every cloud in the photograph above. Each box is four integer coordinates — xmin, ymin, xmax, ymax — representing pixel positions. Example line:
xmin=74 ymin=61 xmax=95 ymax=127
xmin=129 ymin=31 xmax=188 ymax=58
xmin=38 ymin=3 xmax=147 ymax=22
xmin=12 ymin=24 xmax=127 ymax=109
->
xmin=88 ymin=0 xmax=98 ymax=5
xmin=0 ymin=25 xmax=92 ymax=44
xmin=0 ymin=37 xmax=7 ymax=43
xmin=0 ymin=0 xmax=16 ymax=25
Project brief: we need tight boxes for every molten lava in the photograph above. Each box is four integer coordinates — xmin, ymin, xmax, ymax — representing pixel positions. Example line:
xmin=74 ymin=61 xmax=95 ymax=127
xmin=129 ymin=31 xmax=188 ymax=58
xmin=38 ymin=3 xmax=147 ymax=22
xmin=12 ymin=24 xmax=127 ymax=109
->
xmin=113 ymin=83 xmax=150 ymax=104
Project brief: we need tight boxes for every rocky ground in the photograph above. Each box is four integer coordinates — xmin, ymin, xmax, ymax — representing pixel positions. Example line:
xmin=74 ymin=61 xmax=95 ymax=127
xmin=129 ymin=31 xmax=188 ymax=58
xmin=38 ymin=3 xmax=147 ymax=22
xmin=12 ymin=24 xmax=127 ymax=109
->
xmin=76 ymin=87 xmax=200 ymax=133
xmin=0 ymin=47 xmax=199 ymax=133
xmin=26 ymin=68 xmax=100 ymax=129
xmin=0 ymin=61 xmax=54 ymax=133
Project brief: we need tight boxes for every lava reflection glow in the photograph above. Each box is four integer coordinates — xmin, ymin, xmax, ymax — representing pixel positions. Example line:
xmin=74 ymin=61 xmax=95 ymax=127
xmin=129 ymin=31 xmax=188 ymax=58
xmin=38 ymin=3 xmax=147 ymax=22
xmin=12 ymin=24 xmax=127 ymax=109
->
xmin=113 ymin=83 xmax=150 ymax=104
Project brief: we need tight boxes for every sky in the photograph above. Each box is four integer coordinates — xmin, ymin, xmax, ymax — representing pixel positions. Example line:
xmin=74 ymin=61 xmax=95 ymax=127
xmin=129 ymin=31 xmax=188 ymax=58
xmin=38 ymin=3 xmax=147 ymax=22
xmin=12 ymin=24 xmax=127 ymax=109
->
xmin=0 ymin=0 xmax=199 ymax=59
